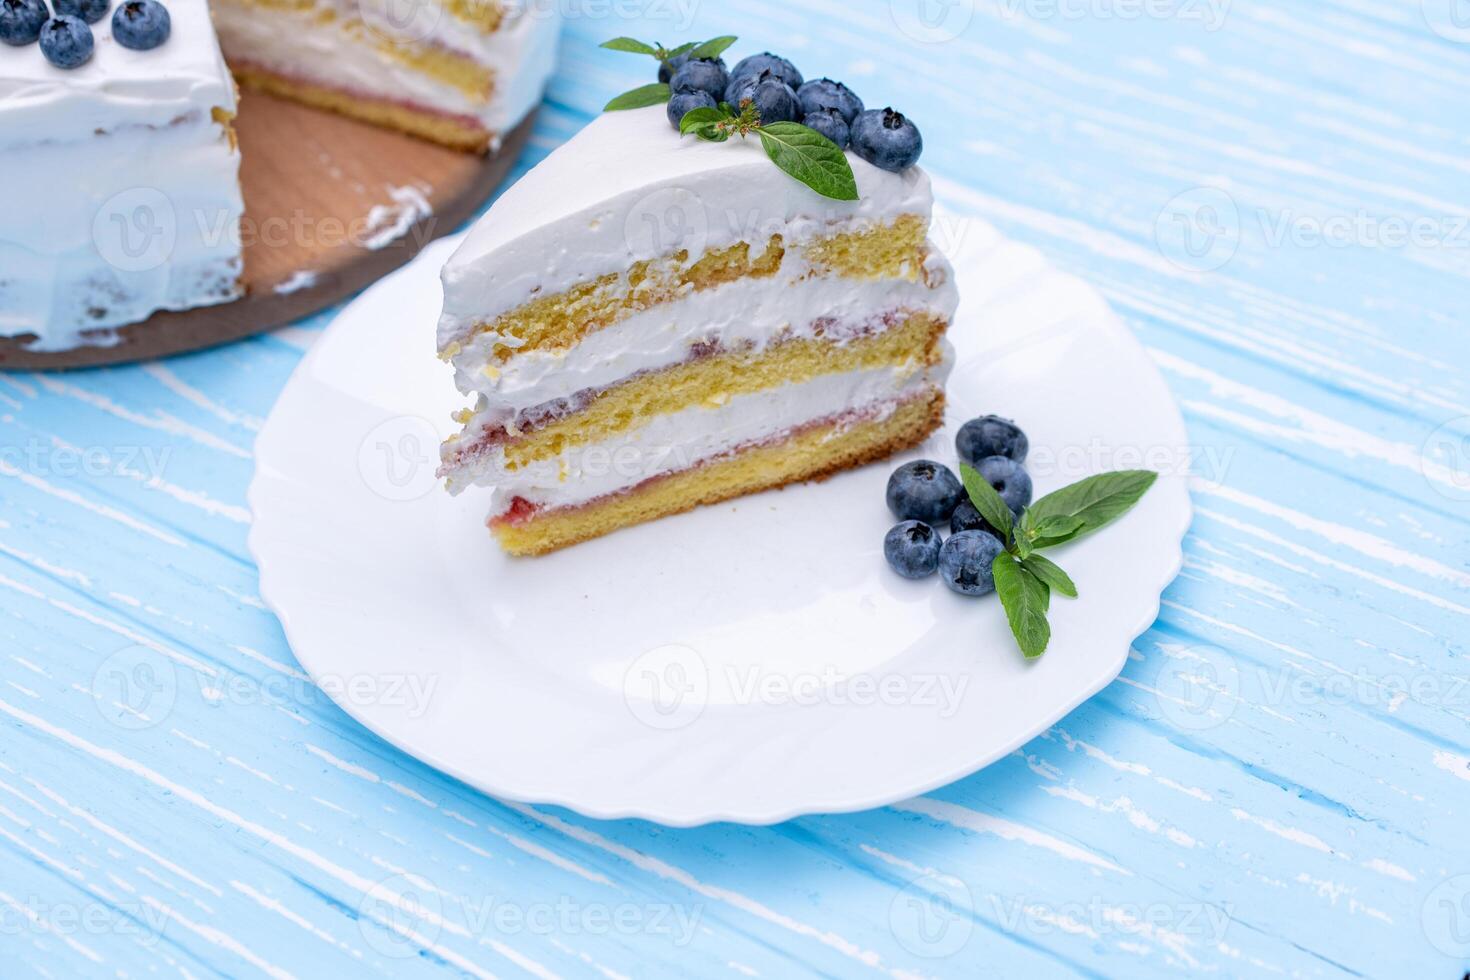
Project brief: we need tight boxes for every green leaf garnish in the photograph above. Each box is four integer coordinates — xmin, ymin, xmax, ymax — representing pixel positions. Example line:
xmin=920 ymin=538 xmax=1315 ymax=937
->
xmin=994 ymin=553 xmax=1051 ymax=660
xmin=689 ymin=35 xmax=737 ymax=59
xmin=958 ymin=463 xmax=1014 ymax=545
xmin=1025 ymin=470 xmax=1158 ymax=548
xmin=600 ymin=37 xmax=658 ymax=55
xmin=988 ymin=468 xmax=1156 ymax=660
xmin=756 ymin=122 xmax=859 ymax=201
xmin=602 ymin=36 xmax=861 ymax=202
xmin=1020 ymin=554 xmax=1077 ymax=598
xmin=605 ymin=83 xmax=671 ymax=112
xmin=679 ymin=105 xmax=729 ymax=134
xmin=600 ymin=35 xmax=740 ymax=77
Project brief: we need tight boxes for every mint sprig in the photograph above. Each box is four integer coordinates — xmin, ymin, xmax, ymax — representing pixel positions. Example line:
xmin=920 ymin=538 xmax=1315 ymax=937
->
xmin=679 ymin=103 xmax=859 ymax=201
xmin=605 ymin=83 xmax=672 ymax=111
xmin=600 ymin=35 xmax=738 ymax=111
xmin=960 ymin=466 xmax=1157 ymax=660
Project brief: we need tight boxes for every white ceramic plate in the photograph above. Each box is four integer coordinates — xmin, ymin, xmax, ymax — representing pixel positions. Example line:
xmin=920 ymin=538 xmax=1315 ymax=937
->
xmin=248 ymin=211 xmax=1191 ymax=827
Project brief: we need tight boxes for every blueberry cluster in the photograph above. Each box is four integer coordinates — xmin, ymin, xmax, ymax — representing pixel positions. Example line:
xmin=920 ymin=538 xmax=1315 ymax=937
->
xmin=2 ymin=0 xmax=169 ymax=67
xmin=663 ymin=48 xmax=923 ymax=172
xmin=883 ymin=416 xmax=1032 ymax=596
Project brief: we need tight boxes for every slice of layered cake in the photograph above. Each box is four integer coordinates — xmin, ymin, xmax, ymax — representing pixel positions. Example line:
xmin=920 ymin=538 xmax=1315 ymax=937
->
xmin=438 ymin=44 xmax=957 ymax=555
xmin=212 ymin=0 xmax=560 ymax=152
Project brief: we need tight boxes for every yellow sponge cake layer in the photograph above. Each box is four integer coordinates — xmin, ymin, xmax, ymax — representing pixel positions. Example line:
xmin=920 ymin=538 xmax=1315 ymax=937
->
xmin=492 ymin=391 xmax=945 ymax=556
xmin=499 ymin=312 xmax=947 ymax=471
xmin=232 ymin=67 xmax=493 ymax=152
xmin=457 ymin=215 xmax=931 ymax=362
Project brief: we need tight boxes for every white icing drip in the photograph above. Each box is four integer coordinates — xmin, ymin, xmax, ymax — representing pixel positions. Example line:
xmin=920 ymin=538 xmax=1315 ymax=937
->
xmin=0 ymin=111 xmax=242 ymax=347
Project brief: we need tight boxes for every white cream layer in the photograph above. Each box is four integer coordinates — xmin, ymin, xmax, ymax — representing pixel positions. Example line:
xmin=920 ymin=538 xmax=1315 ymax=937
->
xmin=449 ymin=244 xmax=957 ymax=436
xmin=438 ymin=105 xmax=937 ymax=346
xmin=212 ymin=0 xmax=560 ymax=142
xmin=452 ymin=356 xmax=951 ymax=515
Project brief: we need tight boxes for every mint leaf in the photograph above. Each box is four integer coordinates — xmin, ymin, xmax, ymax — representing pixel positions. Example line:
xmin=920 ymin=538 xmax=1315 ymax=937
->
xmin=690 ymin=35 xmax=737 ymax=59
xmin=1032 ymin=514 xmax=1084 ymax=540
xmin=1021 ymin=554 xmax=1077 ymax=598
xmin=664 ymin=41 xmax=697 ymax=59
xmin=755 ymin=123 xmax=859 ymax=202
xmin=679 ymin=106 xmax=728 ymax=133
xmin=605 ymin=83 xmax=671 ymax=111
xmin=959 ymin=463 xmax=1014 ymax=545
xmin=994 ymin=553 xmax=1051 ymax=659
xmin=1027 ymin=470 xmax=1158 ymax=548
xmin=601 ymin=37 xmax=657 ymax=55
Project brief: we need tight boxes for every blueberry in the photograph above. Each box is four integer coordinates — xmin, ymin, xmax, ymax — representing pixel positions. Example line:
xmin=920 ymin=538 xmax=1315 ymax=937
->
xmin=886 ymin=459 xmax=964 ymax=524
xmin=801 ymin=108 xmax=849 ymax=149
xmin=797 ymin=78 xmax=864 ymax=124
xmin=956 ymin=415 xmax=1028 ymax=466
xmin=670 ymin=57 xmax=728 ymax=102
xmin=725 ymin=71 xmax=800 ymax=124
xmin=730 ymin=51 xmax=802 ymax=90
xmin=657 ymin=52 xmax=689 ymax=84
xmin=939 ymin=531 xmax=1004 ymax=597
xmin=0 ymin=0 xmax=48 ymax=44
xmin=666 ymin=89 xmax=716 ymax=130
xmin=850 ymin=107 xmax=923 ymax=172
xmin=884 ymin=521 xmax=941 ymax=580
xmin=975 ymin=456 xmax=1033 ymax=514
xmin=54 ymin=0 xmax=107 ymax=23
xmin=112 ymin=0 xmax=169 ymax=49
xmin=950 ymin=500 xmax=1006 ymax=541
xmin=38 ymin=15 xmax=92 ymax=67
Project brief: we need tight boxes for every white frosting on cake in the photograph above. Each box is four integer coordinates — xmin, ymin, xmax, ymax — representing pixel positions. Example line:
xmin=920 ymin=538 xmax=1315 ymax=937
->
xmin=438 ymin=104 xmax=937 ymax=346
xmin=0 ymin=0 xmax=243 ymax=349
xmin=0 ymin=0 xmax=235 ymax=147
xmin=450 ymin=355 xmax=952 ymax=513
xmin=212 ymin=0 xmax=560 ymax=145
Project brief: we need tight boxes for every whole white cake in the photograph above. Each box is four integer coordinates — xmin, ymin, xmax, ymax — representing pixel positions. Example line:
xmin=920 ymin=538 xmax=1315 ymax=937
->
xmin=0 ymin=0 xmax=560 ymax=351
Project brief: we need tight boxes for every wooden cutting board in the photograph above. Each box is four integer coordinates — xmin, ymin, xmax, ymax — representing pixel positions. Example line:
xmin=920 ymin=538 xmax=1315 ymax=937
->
xmin=0 ymin=91 xmax=534 ymax=370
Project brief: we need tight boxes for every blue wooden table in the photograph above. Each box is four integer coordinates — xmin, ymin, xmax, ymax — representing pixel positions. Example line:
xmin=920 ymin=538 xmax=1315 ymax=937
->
xmin=3 ymin=2 xmax=1467 ymax=976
